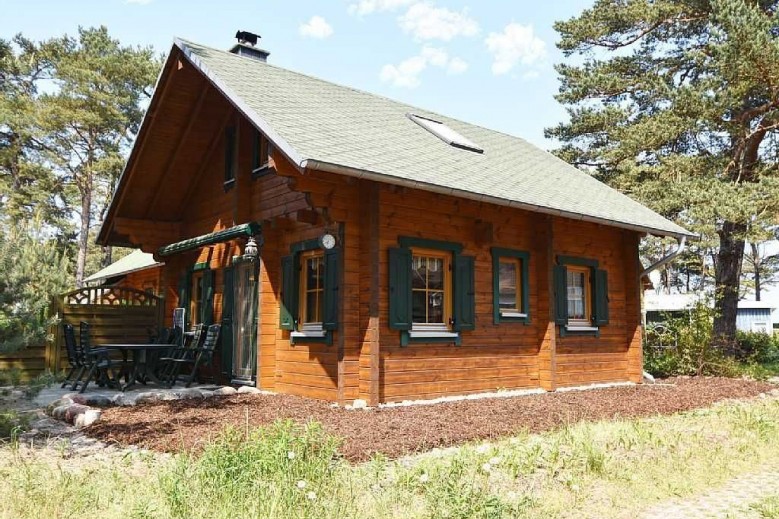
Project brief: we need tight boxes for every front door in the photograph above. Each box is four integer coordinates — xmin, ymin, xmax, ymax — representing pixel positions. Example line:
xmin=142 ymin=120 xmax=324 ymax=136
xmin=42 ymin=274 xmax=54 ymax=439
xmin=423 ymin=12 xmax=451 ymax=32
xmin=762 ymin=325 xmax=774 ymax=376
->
xmin=229 ymin=260 xmax=259 ymax=384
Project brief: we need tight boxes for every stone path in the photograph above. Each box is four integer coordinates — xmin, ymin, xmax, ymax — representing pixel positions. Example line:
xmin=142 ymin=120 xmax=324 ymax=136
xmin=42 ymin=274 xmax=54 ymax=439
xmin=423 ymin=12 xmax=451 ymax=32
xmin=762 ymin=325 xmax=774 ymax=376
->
xmin=640 ymin=466 xmax=779 ymax=519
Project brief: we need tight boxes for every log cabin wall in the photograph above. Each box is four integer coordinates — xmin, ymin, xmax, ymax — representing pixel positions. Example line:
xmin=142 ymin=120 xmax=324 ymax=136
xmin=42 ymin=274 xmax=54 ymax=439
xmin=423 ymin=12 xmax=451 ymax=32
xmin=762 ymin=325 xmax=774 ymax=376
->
xmin=119 ymin=266 xmax=163 ymax=296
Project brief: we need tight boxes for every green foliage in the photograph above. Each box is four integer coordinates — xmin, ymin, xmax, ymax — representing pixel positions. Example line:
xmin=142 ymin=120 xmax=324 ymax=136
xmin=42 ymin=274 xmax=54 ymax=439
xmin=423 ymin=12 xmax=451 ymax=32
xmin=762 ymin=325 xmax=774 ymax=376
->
xmin=549 ymin=0 xmax=779 ymax=341
xmin=0 ymin=220 xmax=71 ymax=352
xmin=0 ymin=408 xmax=29 ymax=440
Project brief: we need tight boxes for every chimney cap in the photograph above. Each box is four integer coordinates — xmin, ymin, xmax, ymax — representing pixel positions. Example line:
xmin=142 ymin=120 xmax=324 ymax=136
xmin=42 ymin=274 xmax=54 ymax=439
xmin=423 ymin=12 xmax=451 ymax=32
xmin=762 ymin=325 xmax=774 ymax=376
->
xmin=235 ymin=30 xmax=260 ymax=47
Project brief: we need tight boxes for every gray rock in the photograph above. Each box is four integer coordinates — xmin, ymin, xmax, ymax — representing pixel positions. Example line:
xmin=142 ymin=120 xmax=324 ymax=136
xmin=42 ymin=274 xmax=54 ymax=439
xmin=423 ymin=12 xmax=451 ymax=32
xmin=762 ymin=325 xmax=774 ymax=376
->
xmin=46 ymin=397 xmax=74 ymax=415
xmin=135 ymin=392 xmax=164 ymax=405
xmin=351 ymin=399 xmax=368 ymax=409
xmin=175 ymin=388 xmax=204 ymax=399
xmin=74 ymin=409 xmax=102 ymax=428
xmin=111 ymin=394 xmax=128 ymax=406
xmin=51 ymin=404 xmax=71 ymax=420
xmin=213 ymin=386 xmax=238 ymax=396
xmin=199 ymin=390 xmax=215 ymax=399
xmin=64 ymin=404 xmax=90 ymax=424
xmin=643 ymin=371 xmax=656 ymax=384
xmin=236 ymin=386 xmax=261 ymax=394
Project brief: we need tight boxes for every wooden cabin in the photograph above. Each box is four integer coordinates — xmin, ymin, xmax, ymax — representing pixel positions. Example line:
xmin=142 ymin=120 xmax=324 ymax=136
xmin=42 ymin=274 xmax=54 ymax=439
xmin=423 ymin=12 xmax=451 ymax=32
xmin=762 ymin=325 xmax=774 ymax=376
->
xmin=97 ymin=38 xmax=693 ymax=405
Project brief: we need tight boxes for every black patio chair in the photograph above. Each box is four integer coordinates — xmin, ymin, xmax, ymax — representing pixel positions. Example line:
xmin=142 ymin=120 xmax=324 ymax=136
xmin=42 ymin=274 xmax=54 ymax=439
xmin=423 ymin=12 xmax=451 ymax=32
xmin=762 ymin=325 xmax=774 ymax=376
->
xmin=163 ymin=324 xmax=221 ymax=388
xmin=157 ymin=323 xmax=206 ymax=386
xmin=76 ymin=321 xmax=121 ymax=393
xmin=61 ymin=323 xmax=87 ymax=389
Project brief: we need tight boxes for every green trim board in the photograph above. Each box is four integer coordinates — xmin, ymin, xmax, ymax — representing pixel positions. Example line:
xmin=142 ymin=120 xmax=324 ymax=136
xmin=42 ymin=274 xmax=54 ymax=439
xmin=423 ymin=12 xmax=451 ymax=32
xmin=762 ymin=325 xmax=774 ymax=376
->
xmin=399 ymin=236 xmax=463 ymax=253
xmin=491 ymin=247 xmax=530 ymax=324
xmin=157 ymin=222 xmax=261 ymax=257
xmin=290 ymin=238 xmax=321 ymax=254
xmin=192 ymin=262 xmax=210 ymax=271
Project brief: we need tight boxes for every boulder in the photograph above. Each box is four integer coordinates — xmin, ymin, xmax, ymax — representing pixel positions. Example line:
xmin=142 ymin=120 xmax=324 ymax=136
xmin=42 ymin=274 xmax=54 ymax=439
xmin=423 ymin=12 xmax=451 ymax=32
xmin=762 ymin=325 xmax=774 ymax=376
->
xmin=74 ymin=409 xmax=102 ymax=428
xmin=51 ymin=404 xmax=71 ymax=421
xmin=175 ymin=388 xmax=204 ymax=399
xmin=46 ymin=397 xmax=74 ymax=415
xmin=237 ymin=386 xmax=261 ymax=394
xmin=64 ymin=404 xmax=90 ymax=425
xmin=135 ymin=392 xmax=165 ymax=405
xmin=643 ymin=371 xmax=656 ymax=384
xmin=351 ymin=399 xmax=368 ymax=409
xmin=214 ymin=386 xmax=238 ymax=396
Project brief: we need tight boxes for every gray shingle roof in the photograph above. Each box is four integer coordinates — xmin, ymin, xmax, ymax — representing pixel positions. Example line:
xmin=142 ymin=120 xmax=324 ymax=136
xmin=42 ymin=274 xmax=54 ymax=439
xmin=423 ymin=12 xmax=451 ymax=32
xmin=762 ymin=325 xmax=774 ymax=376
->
xmin=177 ymin=39 xmax=692 ymax=238
xmin=84 ymin=250 xmax=162 ymax=284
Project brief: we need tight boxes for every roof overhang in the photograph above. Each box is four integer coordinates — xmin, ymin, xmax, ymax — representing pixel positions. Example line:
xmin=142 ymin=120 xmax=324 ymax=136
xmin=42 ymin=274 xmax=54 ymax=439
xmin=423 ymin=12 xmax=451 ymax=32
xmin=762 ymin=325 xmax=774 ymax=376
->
xmin=156 ymin=222 xmax=260 ymax=258
xmin=301 ymin=159 xmax=696 ymax=240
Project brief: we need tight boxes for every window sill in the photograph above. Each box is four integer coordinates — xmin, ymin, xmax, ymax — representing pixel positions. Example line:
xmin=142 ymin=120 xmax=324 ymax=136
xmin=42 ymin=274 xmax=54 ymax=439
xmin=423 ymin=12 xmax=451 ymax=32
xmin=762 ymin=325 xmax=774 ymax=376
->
xmin=561 ymin=325 xmax=600 ymax=337
xmin=252 ymin=165 xmax=273 ymax=179
xmin=401 ymin=329 xmax=461 ymax=346
xmin=291 ymin=326 xmax=332 ymax=345
xmin=496 ymin=311 xmax=530 ymax=324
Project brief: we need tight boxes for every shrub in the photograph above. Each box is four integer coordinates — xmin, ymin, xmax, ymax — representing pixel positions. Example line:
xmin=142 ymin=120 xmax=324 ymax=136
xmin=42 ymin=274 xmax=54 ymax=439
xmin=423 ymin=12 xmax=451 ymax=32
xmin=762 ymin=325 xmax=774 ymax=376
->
xmin=734 ymin=331 xmax=779 ymax=364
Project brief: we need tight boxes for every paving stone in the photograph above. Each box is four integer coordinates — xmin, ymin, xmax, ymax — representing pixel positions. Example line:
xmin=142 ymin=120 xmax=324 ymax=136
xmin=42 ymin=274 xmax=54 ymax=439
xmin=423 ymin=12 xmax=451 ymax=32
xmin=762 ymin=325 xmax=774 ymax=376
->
xmin=640 ymin=465 xmax=779 ymax=519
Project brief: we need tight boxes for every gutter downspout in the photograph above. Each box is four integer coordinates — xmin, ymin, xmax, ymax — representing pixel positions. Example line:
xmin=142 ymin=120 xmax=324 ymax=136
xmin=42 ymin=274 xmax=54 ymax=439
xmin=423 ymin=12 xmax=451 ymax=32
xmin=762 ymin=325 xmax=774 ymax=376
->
xmin=640 ymin=236 xmax=687 ymax=280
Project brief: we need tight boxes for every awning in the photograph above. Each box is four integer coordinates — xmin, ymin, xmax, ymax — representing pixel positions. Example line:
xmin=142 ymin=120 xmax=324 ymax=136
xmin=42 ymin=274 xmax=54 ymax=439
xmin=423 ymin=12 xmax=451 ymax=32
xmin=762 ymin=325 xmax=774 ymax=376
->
xmin=156 ymin=222 xmax=261 ymax=257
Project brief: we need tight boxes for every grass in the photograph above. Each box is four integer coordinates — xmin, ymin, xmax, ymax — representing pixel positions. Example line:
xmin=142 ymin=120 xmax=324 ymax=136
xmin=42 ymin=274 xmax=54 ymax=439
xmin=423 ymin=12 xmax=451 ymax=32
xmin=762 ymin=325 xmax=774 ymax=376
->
xmin=751 ymin=495 xmax=779 ymax=518
xmin=1 ymin=398 xmax=779 ymax=518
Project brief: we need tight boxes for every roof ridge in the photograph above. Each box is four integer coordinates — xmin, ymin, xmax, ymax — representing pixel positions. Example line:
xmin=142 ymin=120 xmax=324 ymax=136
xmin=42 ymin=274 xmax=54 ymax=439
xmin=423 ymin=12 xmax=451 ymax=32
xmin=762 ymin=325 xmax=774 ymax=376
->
xmin=174 ymin=37 xmax=536 ymax=145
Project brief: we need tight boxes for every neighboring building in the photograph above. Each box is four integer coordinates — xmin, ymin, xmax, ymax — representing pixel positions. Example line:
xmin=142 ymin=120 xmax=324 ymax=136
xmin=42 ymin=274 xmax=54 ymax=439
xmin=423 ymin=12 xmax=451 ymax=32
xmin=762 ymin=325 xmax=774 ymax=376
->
xmin=97 ymin=37 xmax=692 ymax=404
xmin=83 ymin=250 xmax=164 ymax=296
xmin=643 ymin=292 xmax=774 ymax=334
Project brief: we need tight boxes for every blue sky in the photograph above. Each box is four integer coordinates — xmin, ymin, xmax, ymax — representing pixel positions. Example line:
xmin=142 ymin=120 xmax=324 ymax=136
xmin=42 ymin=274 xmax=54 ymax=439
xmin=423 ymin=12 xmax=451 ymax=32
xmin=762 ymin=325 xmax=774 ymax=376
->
xmin=0 ymin=0 xmax=592 ymax=148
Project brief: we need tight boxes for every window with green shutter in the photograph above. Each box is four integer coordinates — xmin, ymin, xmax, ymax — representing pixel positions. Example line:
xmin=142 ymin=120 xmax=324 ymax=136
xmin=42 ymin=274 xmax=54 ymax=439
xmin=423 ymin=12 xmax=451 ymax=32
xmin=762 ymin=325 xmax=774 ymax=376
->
xmin=278 ymin=239 xmax=340 ymax=344
xmin=491 ymin=247 xmax=530 ymax=324
xmin=389 ymin=236 xmax=473 ymax=346
xmin=554 ymin=256 xmax=609 ymax=336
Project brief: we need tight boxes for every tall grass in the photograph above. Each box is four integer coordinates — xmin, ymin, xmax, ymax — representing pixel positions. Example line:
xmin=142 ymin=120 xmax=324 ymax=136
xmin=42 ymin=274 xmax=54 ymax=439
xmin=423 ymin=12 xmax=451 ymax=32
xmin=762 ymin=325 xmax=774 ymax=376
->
xmin=1 ymin=399 xmax=779 ymax=518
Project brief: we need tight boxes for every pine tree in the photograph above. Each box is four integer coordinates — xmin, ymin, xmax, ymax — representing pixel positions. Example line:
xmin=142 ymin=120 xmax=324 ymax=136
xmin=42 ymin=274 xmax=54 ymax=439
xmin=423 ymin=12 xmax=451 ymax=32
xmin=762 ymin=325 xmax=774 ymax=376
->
xmin=547 ymin=0 xmax=779 ymax=345
xmin=38 ymin=27 xmax=158 ymax=286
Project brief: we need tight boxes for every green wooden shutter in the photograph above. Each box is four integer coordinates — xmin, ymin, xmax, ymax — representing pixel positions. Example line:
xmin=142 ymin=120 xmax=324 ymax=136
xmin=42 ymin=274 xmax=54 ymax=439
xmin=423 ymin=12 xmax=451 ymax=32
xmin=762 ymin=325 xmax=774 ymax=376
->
xmin=553 ymin=265 xmax=568 ymax=325
xmin=453 ymin=254 xmax=476 ymax=331
xmin=593 ymin=268 xmax=609 ymax=326
xmin=280 ymin=255 xmax=298 ymax=330
xmin=388 ymin=247 xmax=412 ymax=330
xmin=178 ymin=271 xmax=191 ymax=327
xmin=201 ymin=269 xmax=215 ymax=325
xmin=221 ymin=266 xmax=234 ymax=377
xmin=322 ymin=248 xmax=340 ymax=331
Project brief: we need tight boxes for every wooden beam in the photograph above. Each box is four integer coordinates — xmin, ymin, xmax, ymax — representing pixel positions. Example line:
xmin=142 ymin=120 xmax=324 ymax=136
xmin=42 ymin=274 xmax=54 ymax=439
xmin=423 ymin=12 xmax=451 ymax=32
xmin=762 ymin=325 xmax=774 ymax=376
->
xmin=295 ymin=209 xmax=321 ymax=225
xmin=145 ymin=79 xmax=211 ymax=218
xmin=176 ymin=107 xmax=235 ymax=215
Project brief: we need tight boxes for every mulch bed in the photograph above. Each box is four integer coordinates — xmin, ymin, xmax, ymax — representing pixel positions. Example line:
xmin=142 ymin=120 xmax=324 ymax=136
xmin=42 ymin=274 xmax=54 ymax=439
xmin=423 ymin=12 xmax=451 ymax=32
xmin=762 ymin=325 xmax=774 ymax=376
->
xmin=87 ymin=377 xmax=775 ymax=462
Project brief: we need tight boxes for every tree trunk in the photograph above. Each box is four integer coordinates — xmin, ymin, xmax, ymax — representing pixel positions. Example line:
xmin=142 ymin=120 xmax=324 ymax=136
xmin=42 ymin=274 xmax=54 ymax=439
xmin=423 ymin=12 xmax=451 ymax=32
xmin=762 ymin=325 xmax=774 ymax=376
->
xmin=102 ymin=245 xmax=113 ymax=268
xmin=751 ymin=242 xmax=761 ymax=301
xmin=713 ymin=220 xmax=745 ymax=349
xmin=75 ymin=185 xmax=91 ymax=288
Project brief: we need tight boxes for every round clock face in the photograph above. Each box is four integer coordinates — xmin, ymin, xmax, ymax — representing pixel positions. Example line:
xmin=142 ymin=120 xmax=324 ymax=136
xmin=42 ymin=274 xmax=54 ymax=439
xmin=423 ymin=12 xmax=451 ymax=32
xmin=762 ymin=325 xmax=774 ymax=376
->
xmin=320 ymin=233 xmax=336 ymax=249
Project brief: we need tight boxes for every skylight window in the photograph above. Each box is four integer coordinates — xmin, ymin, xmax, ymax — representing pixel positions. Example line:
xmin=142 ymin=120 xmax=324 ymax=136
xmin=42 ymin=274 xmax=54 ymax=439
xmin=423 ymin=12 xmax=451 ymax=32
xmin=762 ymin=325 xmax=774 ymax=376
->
xmin=407 ymin=113 xmax=484 ymax=154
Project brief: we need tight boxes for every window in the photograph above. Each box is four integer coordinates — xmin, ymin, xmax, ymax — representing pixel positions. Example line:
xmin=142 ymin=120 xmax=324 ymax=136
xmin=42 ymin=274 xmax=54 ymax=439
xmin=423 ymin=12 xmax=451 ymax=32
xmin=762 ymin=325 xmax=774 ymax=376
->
xmin=300 ymin=250 xmax=325 ymax=326
xmin=190 ymin=271 xmax=205 ymax=325
xmin=407 ymin=113 xmax=483 ymax=154
xmin=491 ymin=247 xmax=530 ymax=323
xmin=279 ymin=239 xmax=340 ymax=344
xmin=388 ymin=237 xmax=475 ymax=346
xmin=224 ymin=125 xmax=237 ymax=187
xmin=252 ymin=128 xmax=273 ymax=177
xmin=411 ymin=250 xmax=451 ymax=330
xmin=553 ymin=256 xmax=609 ymax=335
xmin=177 ymin=264 xmax=215 ymax=328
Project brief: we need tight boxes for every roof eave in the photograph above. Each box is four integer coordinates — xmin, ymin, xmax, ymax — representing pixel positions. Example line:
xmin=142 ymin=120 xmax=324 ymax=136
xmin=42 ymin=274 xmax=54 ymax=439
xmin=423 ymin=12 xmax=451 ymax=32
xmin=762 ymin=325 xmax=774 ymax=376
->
xmin=300 ymin=159 xmax=696 ymax=240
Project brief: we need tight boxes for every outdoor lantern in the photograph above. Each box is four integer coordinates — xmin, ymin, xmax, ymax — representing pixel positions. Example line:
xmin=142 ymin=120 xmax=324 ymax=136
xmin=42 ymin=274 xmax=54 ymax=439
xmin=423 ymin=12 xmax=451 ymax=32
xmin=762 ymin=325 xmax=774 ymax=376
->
xmin=244 ymin=236 xmax=259 ymax=260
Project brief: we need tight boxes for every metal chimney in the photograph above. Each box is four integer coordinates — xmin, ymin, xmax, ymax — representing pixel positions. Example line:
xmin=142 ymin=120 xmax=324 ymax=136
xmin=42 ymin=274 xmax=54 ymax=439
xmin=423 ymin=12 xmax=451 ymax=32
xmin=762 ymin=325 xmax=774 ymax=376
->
xmin=229 ymin=30 xmax=270 ymax=62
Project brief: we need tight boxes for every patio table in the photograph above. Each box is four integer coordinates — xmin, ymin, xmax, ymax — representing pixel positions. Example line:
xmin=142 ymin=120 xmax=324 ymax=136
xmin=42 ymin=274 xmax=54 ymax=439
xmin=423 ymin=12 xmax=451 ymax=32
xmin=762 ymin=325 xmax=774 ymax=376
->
xmin=99 ymin=344 xmax=174 ymax=392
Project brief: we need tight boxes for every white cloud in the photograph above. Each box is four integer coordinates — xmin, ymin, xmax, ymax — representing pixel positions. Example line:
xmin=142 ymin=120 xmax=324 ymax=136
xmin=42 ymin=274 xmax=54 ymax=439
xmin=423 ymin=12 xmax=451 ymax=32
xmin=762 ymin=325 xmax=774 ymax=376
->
xmin=380 ymin=46 xmax=468 ymax=87
xmin=348 ymin=0 xmax=414 ymax=16
xmin=485 ymin=23 xmax=546 ymax=76
xmin=399 ymin=3 xmax=479 ymax=41
xmin=380 ymin=55 xmax=427 ymax=88
xmin=299 ymin=16 xmax=334 ymax=39
xmin=447 ymin=56 xmax=468 ymax=75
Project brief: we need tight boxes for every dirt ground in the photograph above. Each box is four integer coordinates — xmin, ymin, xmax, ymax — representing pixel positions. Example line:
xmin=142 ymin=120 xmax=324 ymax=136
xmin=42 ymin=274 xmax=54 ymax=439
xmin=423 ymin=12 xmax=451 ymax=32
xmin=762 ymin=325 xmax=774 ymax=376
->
xmin=87 ymin=377 xmax=775 ymax=462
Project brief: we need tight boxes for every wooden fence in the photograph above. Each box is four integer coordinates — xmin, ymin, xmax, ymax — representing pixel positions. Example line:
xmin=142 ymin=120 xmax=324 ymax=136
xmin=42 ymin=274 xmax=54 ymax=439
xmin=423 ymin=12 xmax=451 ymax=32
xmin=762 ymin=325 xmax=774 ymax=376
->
xmin=0 ymin=287 xmax=163 ymax=381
